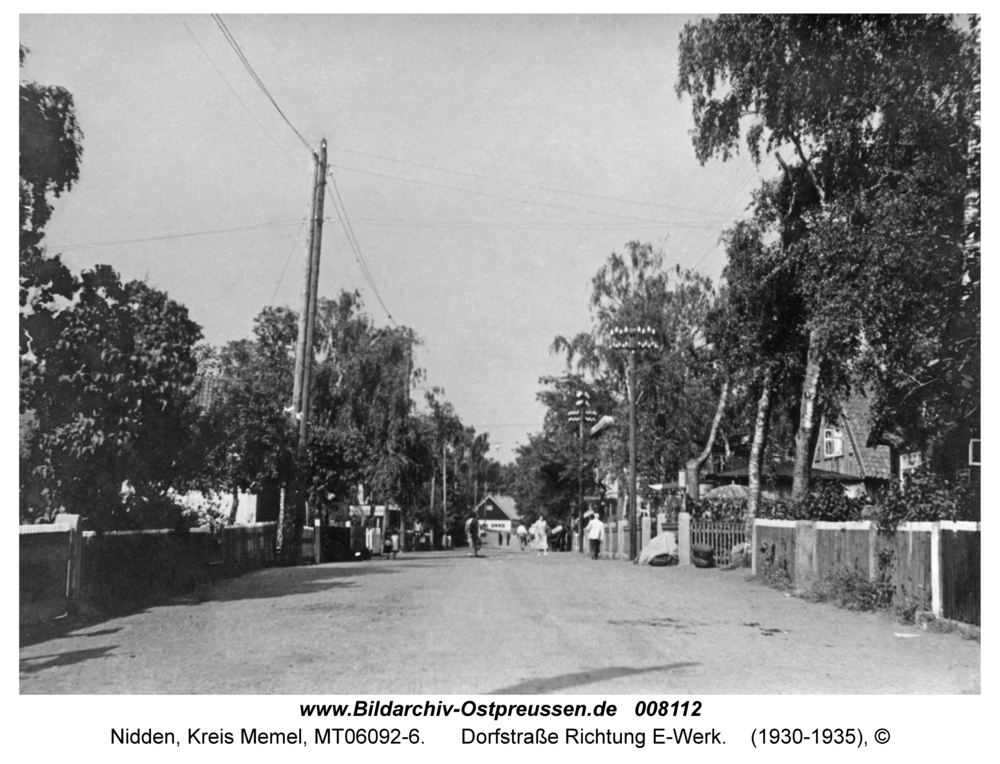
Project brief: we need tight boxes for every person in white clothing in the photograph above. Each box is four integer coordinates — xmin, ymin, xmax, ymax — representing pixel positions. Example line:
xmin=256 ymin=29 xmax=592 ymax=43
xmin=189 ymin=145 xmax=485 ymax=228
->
xmin=585 ymin=513 xmax=605 ymax=560
xmin=534 ymin=516 xmax=549 ymax=556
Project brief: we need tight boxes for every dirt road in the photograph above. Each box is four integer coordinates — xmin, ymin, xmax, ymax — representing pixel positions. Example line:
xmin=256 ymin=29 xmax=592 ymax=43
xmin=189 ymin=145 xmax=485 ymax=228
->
xmin=20 ymin=540 xmax=980 ymax=694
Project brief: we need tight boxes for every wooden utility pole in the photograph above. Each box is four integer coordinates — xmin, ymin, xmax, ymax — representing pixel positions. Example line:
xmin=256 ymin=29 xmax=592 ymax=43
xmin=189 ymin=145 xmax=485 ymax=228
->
xmin=628 ymin=345 xmax=637 ymax=561
xmin=442 ymin=441 xmax=448 ymax=542
xmin=281 ymin=139 xmax=327 ymax=563
xmin=292 ymin=139 xmax=328 ymax=446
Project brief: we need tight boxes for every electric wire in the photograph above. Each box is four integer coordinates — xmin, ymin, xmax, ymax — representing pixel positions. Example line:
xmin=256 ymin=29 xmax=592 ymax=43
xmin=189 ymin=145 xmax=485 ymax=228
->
xmin=210 ymin=14 xmax=313 ymax=154
xmin=46 ymin=220 xmax=305 ymax=253
xmin=323 ymin=216 xmax=729 ymax=232
xmin=325 ymin=166 xmax=397 ymax=326
xmin=178 ymin=16 xmax=309 ymax=177
xmin=327 ymin=161 xmax=732 ymax=230
xmin=340 ymin=146 xmax=738 ymax=220
xmin=687 ymin=168 xmax=760 ymax=273
xmin=269 ymin=216 xmax=308 ymax=306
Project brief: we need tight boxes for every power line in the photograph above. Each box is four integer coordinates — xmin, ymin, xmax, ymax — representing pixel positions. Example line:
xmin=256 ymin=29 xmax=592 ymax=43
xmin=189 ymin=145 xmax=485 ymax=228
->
xmin=340 ymin=146 xmax=738 ymax=220
xmin=269 ymin=216 xmax=308 ymax=306
xmin=323 ymin=216 xmax=728 ymax=231
xmin=210 ymin=14 xmax=313 ymax=154
xmin=686 ymin=168 xmax=760 ymax=273
xmin=178 ymin=15 xmax=308 ymax=178
xmin=46 ymin=220 xmax=305 ymax=252
xmin=325 ymin=166 xmax=397 ymax=326
xmin=327 ymin=162 xmax=739 ymax=230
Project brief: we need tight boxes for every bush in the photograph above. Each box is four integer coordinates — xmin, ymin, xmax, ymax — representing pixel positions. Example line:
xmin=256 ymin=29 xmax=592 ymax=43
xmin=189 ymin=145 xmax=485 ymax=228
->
xmin=687 ymin=497 xmax=747 ymax=522
xmin=802 ymin=565 xmax=893 ymax=612
xmin=873 ymin=468 xmax=979 ymax=528
xmin=793 ymin=482 xmax=869 ymax=521
xmin=698 ymin=471 xmax=977 ymax=528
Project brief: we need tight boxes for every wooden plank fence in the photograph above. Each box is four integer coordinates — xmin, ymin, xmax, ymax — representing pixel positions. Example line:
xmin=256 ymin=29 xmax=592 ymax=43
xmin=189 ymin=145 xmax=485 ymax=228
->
xmin=754 ymin=521 xmax=796 ymax=581
xmin=875 ymin=528 xmax=933 ymax=615
xmin=751 ymin=519 xmax=979 ymax=625
xmin=940 ymin=526 xmax=980 ymax=625
xmin=221 ymin=522 xmax=277 ymax=573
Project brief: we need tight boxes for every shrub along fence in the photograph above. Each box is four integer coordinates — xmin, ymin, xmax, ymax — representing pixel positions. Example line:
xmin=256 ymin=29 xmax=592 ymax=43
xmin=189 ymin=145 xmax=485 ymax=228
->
xmin=752 ymin=519 xmax=980 ymax=625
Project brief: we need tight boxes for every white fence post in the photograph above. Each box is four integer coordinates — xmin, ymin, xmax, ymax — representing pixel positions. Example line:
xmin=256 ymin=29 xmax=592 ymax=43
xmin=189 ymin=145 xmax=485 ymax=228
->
xmin=678 ymin=512 xmax=691 ymax=566
xmin=930 ymin=521 xmax=942 ymax=618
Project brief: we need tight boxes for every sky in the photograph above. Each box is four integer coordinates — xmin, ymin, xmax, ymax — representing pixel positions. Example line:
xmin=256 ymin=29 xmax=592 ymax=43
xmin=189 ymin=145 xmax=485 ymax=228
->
xmin=19 ymin=14 xmax=763 ymax=463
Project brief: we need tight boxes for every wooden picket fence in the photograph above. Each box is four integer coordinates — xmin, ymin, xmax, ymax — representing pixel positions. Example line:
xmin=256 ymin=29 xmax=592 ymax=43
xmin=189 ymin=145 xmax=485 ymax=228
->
xmin=690 ymin=521 xmax=747 ymax=567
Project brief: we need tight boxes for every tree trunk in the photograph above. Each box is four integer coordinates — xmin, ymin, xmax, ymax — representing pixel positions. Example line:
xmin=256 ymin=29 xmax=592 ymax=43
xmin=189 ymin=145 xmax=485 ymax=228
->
xmin=277 ymin=478 xmax=303 ymax=566
xmin=685 ymin=375 xmax=730 ymax=501
xmin=746 ymin=367 xmax=773 ymax=542
xmin=227 ymin=485 xmax=240 ymax=525
xmin=792 ymin=328 xmax=823 ymax=502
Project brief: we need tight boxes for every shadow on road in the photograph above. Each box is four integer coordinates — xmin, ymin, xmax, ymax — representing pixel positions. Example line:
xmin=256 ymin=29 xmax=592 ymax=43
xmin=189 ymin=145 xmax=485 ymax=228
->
xmin=21 ymin=615 xmax=127 ymax=649
xmin=491 ymin=663 xmax=701 ymax=695
xmin=20 ymin=645 xmax=118 ymax=676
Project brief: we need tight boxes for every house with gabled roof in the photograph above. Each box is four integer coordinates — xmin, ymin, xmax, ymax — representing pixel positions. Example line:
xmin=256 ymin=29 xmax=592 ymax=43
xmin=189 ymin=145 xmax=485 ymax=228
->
xmin=812 ymin=395 xmax=895 ymax=496
xmin=475 ymin=494 xmax=519 ymax=535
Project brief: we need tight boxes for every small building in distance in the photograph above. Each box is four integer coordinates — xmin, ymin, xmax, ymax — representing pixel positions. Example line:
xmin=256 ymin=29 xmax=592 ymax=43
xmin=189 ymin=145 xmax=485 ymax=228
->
xmin=475 ymin=494 xmax=519 ymax=536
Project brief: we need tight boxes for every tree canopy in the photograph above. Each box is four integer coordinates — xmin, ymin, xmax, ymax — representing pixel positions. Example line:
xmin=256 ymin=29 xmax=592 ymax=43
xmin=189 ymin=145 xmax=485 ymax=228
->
xmin=677 ymin=14 xmax=980 ymax=496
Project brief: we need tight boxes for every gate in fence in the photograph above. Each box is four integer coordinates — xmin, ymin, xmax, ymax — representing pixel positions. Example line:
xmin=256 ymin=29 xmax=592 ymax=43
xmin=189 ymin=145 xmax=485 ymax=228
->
xmin=690 ymin=521 xmax=747 ymax=568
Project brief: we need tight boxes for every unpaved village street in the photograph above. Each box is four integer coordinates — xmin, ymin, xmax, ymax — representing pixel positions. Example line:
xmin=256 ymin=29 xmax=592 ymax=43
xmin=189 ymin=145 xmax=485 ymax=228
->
xmin=20 ymin=540 xmax=979 ymax=694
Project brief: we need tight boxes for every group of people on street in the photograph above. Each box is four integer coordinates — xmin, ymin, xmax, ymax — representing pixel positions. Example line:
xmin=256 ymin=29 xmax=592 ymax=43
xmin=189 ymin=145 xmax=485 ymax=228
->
xmin=513 ymin=517 xmax=552 ymax=555
xmin=381 ymin=528 xmax=400 ymax=559
xmin=464 ymin=510 xmax=606 ymax=560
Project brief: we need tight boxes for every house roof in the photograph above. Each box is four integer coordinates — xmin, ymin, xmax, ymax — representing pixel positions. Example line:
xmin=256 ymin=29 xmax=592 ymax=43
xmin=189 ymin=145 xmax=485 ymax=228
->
xmin=838 ymin=395 xmax=893 ymax=480
xmin=475 ymin=494 xmax=519 ymax=521
xmin=192 ymin=376 xmax=230 ymax=412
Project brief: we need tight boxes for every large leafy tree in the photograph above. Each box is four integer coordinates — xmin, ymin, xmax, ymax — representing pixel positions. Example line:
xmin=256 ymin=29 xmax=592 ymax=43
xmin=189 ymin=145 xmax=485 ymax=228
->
xmin=507 ymin=373 xmax=610 ymax=530
xmin=677 ymin=14 xmax=979 ymax=497
xmin=21 ymin=267 xmax=203 ymax=529
xmin=20 ymin=45 xmax=83 ymax=257
xmin=202 ymin=307 xmax=301 ymax=510
xmin=203 ymin=292 xmax=428 ymax=540
xmin=20 ymin=49 xmax=204 ymax=529
xmin=553 ymin=241 xmax=724 ymax=506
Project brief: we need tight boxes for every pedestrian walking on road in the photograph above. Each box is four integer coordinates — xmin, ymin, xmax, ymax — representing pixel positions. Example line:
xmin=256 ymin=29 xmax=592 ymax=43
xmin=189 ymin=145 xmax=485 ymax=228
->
xmin=498 ymin=531 xmax=503 ymax=546
xmin=390 ymin=529 xmax=400 ymax=560
xmin=517 ymin=523 xmax=528 ymax=550
xmin=505 ymin=531 xmax=510 ymax=546
xmin=585 ymin=513 xmax=605 ymax=560
xmin=465 ymin=513 xmax=481 ymax=557
xmin=534 ymin=516 xmax=549 ymax=556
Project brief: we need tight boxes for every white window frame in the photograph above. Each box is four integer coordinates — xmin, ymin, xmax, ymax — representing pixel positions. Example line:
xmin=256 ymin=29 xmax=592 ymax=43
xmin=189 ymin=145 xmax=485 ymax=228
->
xmin=969 ymin=439 xmax=981 ymax=466
xmin=900 ymin=451 xmax=922 ymax=486
xmin=823 ymin=428 xmax=844 ymax=458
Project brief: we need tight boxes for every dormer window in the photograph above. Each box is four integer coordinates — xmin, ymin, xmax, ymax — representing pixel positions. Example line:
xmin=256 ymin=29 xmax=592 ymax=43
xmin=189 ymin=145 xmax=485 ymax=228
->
xmin=823 ymin=428 xmax=844 ymax=458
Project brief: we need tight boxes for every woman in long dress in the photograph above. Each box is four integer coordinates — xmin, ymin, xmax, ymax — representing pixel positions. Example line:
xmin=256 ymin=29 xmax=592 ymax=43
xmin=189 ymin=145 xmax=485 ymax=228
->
xmin=533 ymin=516 xmax=549 ymax=556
